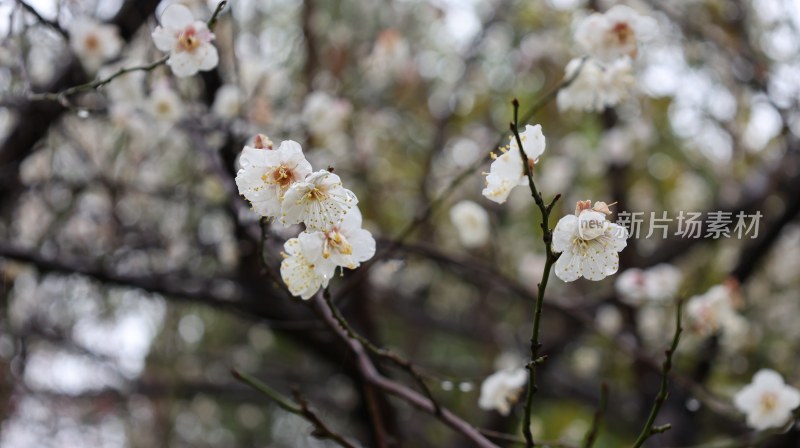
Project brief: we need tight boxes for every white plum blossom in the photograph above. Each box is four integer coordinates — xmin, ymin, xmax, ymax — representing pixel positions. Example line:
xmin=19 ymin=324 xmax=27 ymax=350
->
xmin=574 ymin=5 xmax=655 ymax=63
xmin=281 ymin=170 xmax=358 ymax=229
xmin=69 ymin=18 xmax=122 ymax=72
xmin=616 ymin=263 xmax=683 ymax=306
xmin=557 ymin=57 xmax=635 ymax=112
xmin=478 ymin=368 xmax=528 ymax=416
xmin=449 ymin=200 xmax=490 ymax=248
xmin=212 ymin=84 xmax=243 ymax=119
xmin=734 ymin=369 xmax=800 ymax=431
xmin=552 ymin=200 xmax=628 ymax=282
xmin=152 ymin=4 xmax=218 ymax=77
xmin=280 ymin=238 xmax=330 ymax=300
xmin=234 ymin=140 xmax=313 ymax=219
xmin=482 ymin=124 xmax=546 ymax=204
xmin=298 ymin=207 xmax=376 ymax=274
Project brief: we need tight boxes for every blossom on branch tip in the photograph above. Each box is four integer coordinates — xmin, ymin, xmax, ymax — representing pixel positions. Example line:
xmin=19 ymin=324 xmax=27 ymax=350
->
xmin=481 ymin=124 xmax=546 ymax=204
xmin=478 ymin=368 xmax=528 ymax=416
xmin=235 ymin=140 xmax=313 ymax=220
xmin=152 ymin=4 xmax=218 ymax=77
xmin=552 ymin=200 xmax=628 ymax=282
xmin=280 ymin=238 xmax=330 ymax=300
xmin=734 ymin=369 xmax=800 ymax=431
xmin=281 ymin=170 xmax=358 ymax=229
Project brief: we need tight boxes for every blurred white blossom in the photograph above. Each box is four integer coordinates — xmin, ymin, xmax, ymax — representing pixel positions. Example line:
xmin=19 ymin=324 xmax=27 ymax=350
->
xmin=69 ymin=18 xmax=122 ymax=72
xmin=152 ymin=4 xmax=218 ymax=77
xmin=734 ymin=369 xmax=800 ymax=430
xmin=574 ymin=5 xmax=655 ymax=63
xmin=615 ymin=264 xmax=682 ymax=306
xmin=478 ymin=368 xmax=527 ymax=416
xmin=557 ymin=57 xmax=635 ymax=112
xmin=449 ymin=200 xmax=490 ymax=248
xmin=147 ymin=86 xmax=185 ymax=125
xmin=212 ymin=84 xmax=243 ymax=119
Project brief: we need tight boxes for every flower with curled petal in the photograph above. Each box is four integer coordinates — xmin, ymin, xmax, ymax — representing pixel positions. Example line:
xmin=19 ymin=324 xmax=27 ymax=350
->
xmin=734 ymin=369 xmax=800 ymax=431
xmin=298 ymin=207 xmax=376 ymax=273
xmin=281 ymin=170 xmax=358 ymax=229
xmin=152 ymin=4 xmax=218 ymax=77
xmin=235 ymin=140 xmax=313 ymax=220
xmin=482 ymin=124 xmax=546 ymax=204
xmin=280 ymin=238 xmax=330 ymax=300
xmin=552 ymin=200 xmax=628 ymax=282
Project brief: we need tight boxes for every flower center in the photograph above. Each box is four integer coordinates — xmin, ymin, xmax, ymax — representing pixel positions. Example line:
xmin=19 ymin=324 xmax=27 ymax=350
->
xmin=323 ymin=230 xmax=352 ymax=259
xmin=307 ymin=187 xmax=327 ymax=202
xmin=760 ymin=392 xmax=778 ymax=413
xmin=611 ymin=22 xmax=634 ymax=45
xmin=177 ymin=27 xmax=202 ymax=52
xmin=155 ymin=101 xmax=172 ymax=115
xmin=84 ymin=34 xmax=100 ymax=52
xmin=268 ymin=165 xmax=294 ymax=187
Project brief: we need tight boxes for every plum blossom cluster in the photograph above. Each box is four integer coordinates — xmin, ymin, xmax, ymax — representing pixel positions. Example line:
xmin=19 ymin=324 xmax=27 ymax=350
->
xmin=152 ymin=4 xmax=219 ymax=77
xmin=734 ymin=369 xmax=800 ymax=430
xmin=558 ymin=5 xmax=656 ymax=112
xmin=235 ymin=136 xmax=375 ymax=299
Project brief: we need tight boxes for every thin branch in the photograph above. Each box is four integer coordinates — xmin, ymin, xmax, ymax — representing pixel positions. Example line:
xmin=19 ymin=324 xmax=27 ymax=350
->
xmin=312 ymin=292 xmax=499 ymax=448
xmin=322 ymin=289 xmax=441 ymax=415
xmin=582 ymin=383 xmax=609 ymax=448
xmin=511 ymin=98 xmax=560 ymax=448
xmin=231 ymin=369 xmax=357 ymax=448
xmin=477 ymin=428 xmax=577 ymax=448
xmin=632 ymin=299 xmax=684 ymax=448
xmin=16 ymin=0 xmax=67 ymax=37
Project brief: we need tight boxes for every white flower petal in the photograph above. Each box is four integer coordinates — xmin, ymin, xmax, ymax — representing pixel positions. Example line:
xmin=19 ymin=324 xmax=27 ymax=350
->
xmin=160 ymin=4 xmax=194 ymax=29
